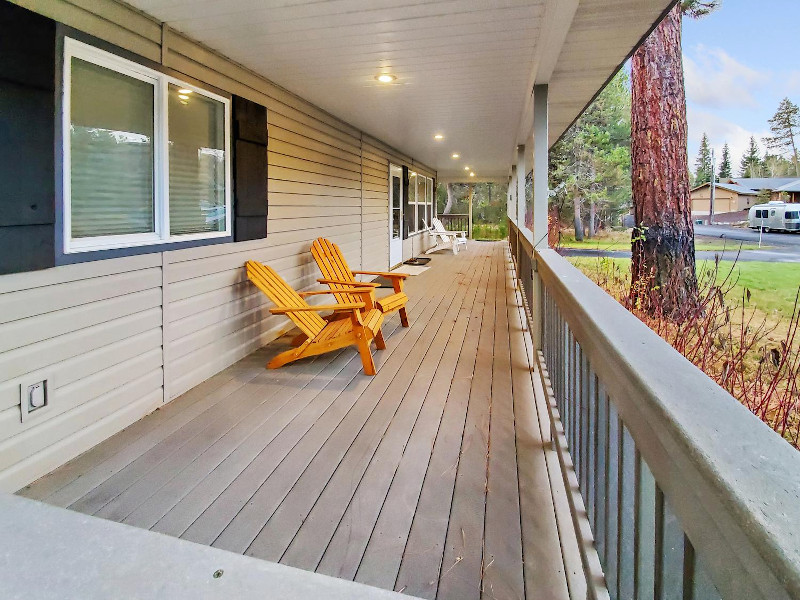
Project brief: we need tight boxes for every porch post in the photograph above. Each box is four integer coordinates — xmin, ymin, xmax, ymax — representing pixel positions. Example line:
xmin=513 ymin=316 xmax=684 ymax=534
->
xmin=532 ymin=84 xmax=549 ymax=248
xmin=516 ymin=144 xmax=526 ymax=230
xmin=531 ymin=84 xmax=548 ymax=349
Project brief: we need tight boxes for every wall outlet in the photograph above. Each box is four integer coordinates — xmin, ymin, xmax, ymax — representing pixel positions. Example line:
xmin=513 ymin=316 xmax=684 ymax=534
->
xmin=20 ymin=377 xmax=49 ymax=423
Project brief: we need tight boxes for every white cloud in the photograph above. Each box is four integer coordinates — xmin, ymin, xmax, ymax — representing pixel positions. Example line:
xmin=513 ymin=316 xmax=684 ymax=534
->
xmin=684 ymin=45 xmax=769 ymax=109
xmin=687 ymin=107 xmax=771 ymax=171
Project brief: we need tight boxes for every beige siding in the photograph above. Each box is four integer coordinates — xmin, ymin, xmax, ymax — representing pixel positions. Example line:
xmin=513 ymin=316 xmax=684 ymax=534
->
xmin=1 ymin=0 xmax=436 ymax=491
xmin=0 ymin=255 xmax=164 ymax=492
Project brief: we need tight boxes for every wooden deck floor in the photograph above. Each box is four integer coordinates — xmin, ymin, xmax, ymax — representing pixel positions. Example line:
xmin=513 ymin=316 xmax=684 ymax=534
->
xmin=19 ymin=242 xmax=575 ymax=600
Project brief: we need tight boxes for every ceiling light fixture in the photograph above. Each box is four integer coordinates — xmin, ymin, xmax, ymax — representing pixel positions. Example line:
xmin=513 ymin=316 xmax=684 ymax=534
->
xmin=434 ymin=134 xmax=444 ymax=140
xmin=464 ymin=166 xmax=470 ymax=171
xmin=451 ymin=153 xmax=460 ymax=159
xmin=178 ymin=94 xmax=190 ymax=100
xmin=376 ymin=74 xmax=396 ymax=83
xmin=469 ymin=172 xmax=475 ymax=177
xmin=178 ymin=89 xmax=193 ymax=94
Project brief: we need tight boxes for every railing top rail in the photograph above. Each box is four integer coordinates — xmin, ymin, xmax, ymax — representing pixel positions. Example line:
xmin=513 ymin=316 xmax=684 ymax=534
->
xmin=534 ymin=245 xmax=800 ymax=600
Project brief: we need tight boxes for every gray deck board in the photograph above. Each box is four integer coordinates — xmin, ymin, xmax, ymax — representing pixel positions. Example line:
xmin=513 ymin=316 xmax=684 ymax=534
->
xmin=20 ymin=242 xmax=574 ymax=600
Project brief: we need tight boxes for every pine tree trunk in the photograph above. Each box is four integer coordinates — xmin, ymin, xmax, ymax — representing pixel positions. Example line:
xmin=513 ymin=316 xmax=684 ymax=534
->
xmin=444 ymin=183 xmax=454 ymax=214
xmin=630 ymin=4 xmax=698 ymax=320
xmin=588 ymin=200 xmax=596 ymax=238
xmin=573 ymin=197 xmax=583 ymax=241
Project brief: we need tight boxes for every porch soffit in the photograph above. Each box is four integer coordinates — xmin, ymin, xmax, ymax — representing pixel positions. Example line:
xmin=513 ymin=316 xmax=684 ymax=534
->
xmin=124 ymin=0 xmax=672 ymax=179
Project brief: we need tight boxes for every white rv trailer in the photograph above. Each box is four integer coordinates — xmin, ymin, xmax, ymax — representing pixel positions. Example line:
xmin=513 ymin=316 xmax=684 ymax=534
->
xmin=748 ymin=201 xmax=800 ymax=232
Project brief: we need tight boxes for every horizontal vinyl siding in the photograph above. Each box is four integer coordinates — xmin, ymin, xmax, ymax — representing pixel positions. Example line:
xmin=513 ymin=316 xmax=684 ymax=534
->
xmin=1 ymin=0 xmax=436 ymax=492
xmin=0 ymin=255 xmax=164 ymax=491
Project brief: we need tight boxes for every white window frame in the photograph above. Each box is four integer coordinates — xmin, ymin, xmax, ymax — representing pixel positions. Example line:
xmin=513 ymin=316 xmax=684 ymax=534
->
xmin=62 ymin=37 xmax=232 ymax=254
xmin=408 ymin=173 xmax=434 ymax=235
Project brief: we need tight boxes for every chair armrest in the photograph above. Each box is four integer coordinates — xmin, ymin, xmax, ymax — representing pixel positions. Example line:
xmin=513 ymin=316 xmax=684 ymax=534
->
xmin=299 ymin=288 xmax=375 ymax=297
xmin=351 ymin=270 xmax=410 ymax=279
xmin=317 ymin=278 xmax=381 ymax=287
xmin=436 ymin=230 xmax=466 ymax=236
xmin=270 ymin=303 xmax=364 ymax=314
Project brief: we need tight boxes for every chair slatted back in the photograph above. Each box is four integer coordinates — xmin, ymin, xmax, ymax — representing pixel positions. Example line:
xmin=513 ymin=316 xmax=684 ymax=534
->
xmin=245 ymin=260 xmax=326 ymax=339
xmin=431 ymin=218 xmax=452 ymax=243
xmin=310 ymin=238 xmax=362 ymax=305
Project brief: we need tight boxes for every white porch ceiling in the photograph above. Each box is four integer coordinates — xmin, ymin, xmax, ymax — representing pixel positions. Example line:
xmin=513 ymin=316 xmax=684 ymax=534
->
xmin=127 ymin=0 xmax=672 ymax=180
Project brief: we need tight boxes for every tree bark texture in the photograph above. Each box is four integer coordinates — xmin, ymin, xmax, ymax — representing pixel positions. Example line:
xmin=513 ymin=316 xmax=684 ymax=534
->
xmin=573 ymin=197 xmax=583 ymax=241
xmin=630 ymin=4 xmax=699 ymax=319
xmin=588 ymin=199 xmax=596 ymax=238
xmin=444 ymin=183 xmax=454 ymax=214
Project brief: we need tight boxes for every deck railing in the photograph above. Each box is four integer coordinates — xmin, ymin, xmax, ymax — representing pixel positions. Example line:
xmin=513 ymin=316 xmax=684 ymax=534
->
xmin=509 ymin=220 xmax=800 ymax=600
xmin=438 ymin=213 xmax=469 ymax=235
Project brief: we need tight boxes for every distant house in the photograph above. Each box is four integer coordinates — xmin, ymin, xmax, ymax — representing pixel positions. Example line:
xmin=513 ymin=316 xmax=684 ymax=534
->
xmin=690 ymin=181 xmax=757 ymax=217
xmin=729 ymin=177 xmax=800 ymax=203
xmin=691 ymin=177 xmax=800 ymax=221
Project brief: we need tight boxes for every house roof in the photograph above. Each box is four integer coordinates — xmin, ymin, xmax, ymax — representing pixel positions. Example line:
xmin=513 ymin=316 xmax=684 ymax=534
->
xmin=691 ymin=181 xmax=757 ymax=195
xmin=728 ymin=177 xmax=800 ymax=191
xmin=121 ymin=0 xmax=673 ymax=180
xmin=775 ymin=180 xmax=800 ymax=192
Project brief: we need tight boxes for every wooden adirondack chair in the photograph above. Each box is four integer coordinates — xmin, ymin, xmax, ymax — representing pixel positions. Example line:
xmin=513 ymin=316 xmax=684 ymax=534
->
xmin=245 ymin=260 xmax=386 ymax=376
xmin=311 ymin=237 xmax=410 ymax=327
xmin=426 ymin=217 xmax=468 ymax=255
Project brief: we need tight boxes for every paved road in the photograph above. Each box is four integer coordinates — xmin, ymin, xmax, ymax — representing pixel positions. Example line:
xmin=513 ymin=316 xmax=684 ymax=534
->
xmin=694 ymin=224 xmax=800 ymax=248
xmin=563 ymin=224 xmax=800 ymax=262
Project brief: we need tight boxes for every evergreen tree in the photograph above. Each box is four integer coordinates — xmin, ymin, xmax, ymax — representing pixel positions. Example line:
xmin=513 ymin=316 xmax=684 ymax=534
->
xmin=549 ymin=70 xmax=632 ymax=235
xmin=718 ymin=143 xmax=732 ymax=179
xmin=765 ymin=97 xmax=800 ymax=176
xmin=739 ymin=136 xmax=763 ymax=177
xmin=694 ymin=133 xmax=712 ymax=184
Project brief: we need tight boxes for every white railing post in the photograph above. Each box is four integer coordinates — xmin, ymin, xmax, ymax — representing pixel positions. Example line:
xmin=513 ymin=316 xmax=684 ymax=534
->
xmin=531 ymin=84 xmax=549 ymax=350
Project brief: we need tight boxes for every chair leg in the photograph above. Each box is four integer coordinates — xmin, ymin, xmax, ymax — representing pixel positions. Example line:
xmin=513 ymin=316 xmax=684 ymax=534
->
xmin=374 ymin=329 xmax=386 ymax=350
xmin=356 ymin=335 xmax=376 ymax=376
xmin=399 ymin=307 xmax=409 ymax=327
xmin=267 ymin=347 xmax=302 ymax=369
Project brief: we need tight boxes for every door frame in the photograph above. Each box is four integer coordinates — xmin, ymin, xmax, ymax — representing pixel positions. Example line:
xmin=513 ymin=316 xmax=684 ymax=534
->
xmin=389 ymin=164 xmax=403 ymax=268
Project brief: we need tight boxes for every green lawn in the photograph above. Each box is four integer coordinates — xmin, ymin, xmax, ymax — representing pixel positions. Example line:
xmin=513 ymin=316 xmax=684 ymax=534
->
xmin=557 ymin=230 xmax=764 ymax=252
xmin=567 ymin=256 xmax=800 ymax=319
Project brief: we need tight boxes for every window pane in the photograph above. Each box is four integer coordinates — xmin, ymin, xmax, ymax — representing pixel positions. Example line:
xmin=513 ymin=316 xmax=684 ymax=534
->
xmin=417 ymin=176 xmax=426 ymax=231
xmin=70 ymin=57 xmax=155 ymax=238
xmin=408 ymin=172 xmax=417 ymax=232
xmin=168 ymin=84 xmax=226 ymax=235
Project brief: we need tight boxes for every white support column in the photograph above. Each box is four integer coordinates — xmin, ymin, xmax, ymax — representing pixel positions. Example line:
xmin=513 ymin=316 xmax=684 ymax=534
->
xmin=508 ymin=166 xmax=517 ymax=223
xmin=516 ymin=144 xmax=526 ymax=230
xmin=532 ymin=84 xmax=549 ymax=248
xmin=531 ymin=84 xmax=548 ymax=349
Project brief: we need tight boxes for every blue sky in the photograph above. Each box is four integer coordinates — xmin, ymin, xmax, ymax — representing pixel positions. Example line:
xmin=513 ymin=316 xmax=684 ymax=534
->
xmin=682 ymin=0 xmax=800 ymax=173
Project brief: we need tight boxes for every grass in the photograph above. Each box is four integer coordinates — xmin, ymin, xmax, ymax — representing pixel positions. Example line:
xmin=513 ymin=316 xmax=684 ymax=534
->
xmin=557 ymin=229 xmax=765 ymax=251
xmin=567 ymin=257 xmax=800 ymax=320
xmin=565 ymin=254 xmax=800 ymax=447
xmin=472 ymin=223 xmax=507 ymax=241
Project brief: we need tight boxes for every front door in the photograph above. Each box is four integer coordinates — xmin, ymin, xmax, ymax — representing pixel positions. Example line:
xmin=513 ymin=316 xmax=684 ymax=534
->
xmin=389 ymin=164 xmax=403 ymax=267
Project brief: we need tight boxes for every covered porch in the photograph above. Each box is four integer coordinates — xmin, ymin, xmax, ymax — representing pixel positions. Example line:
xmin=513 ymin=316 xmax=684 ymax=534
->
xmin=16 ymin=242 xmax=582 ymax=599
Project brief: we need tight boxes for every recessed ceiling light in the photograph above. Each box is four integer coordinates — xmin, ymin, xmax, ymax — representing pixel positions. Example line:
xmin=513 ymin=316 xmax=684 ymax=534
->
xmin=434 ymin=134 xmax=444 ymax=140
xmin=376 ymin=74 xmax=396 ymax=83
xmin=464 ymin=166 xmax=470 ymax=171
xmin=178 ymin=89 xmax=193 ymax=94
xmin=469 ymin=172 xmax=475 ymax=177
xmin=178 ymin=94 xmax=190 ymax=100
xmin=451 ymin=153 xmax=460 ymax=159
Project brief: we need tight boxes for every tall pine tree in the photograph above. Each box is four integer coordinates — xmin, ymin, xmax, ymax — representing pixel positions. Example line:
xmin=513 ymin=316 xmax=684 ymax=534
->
xmin=694 ymin=133 xmax=712 ymax=184
xmin=718 ymin=143 xmax=732 ymax=179
xmin=765 ymin=97 xmax=800 ymax=176
xmin=629 ymin=0 xmax=718 ymax=320
xmin=739 ymin=136 xmax=763 ymax=178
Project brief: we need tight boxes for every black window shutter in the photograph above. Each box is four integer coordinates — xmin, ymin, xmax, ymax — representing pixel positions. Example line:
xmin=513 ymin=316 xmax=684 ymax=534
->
xmin=402 ymin=165 xmax=410 ymax=239
xmin=0 ymin=2 xmax=56 ymax=275
xmin=232 ymin=96 xmax=268 ymax=242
